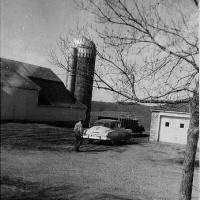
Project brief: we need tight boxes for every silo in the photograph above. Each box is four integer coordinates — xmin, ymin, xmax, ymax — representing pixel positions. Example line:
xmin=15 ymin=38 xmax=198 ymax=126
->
xmin=73 ymin=37 xmax=96 ymax=127
xmin=67 ymin=48 xmax=78 ymax=95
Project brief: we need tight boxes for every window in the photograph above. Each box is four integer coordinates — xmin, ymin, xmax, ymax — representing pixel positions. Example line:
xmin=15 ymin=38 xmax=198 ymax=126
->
xmin=180 ymin=123 xmax=184 ymax=128
xmin=165 ymin=122 xmax=169 ymax=127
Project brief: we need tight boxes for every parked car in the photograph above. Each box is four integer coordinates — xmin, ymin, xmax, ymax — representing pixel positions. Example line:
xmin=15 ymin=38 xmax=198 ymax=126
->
xmin=83 ymin=119 xmax=132 ymax=144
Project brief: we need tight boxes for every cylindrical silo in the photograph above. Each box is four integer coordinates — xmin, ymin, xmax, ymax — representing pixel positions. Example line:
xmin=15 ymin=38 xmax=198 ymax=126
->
xmin=73 ymin=37 xmax=96 ymax=127
xmin=67 ymin=48 xmax=78 ymax=95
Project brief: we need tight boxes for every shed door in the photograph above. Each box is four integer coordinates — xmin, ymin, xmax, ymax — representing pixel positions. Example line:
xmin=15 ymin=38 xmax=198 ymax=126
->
xmin=159 ymin=116 xmax=190 ymax=144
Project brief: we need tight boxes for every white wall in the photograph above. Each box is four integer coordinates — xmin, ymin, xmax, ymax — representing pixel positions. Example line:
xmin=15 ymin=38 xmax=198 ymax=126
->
xmin=1 ymin=86 xmax=86 ymax=122
xmin=150 ymin=110 xmax=191 ymax=144
xmin=149 ymin=112 xmax=160 ymax=142
xmin=158 ymin=115 xmax=190 ymax=144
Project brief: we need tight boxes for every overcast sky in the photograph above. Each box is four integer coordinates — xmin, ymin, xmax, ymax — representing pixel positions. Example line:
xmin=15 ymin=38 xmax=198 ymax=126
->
xmin=1 ymin=0 xmax=115 ymax=102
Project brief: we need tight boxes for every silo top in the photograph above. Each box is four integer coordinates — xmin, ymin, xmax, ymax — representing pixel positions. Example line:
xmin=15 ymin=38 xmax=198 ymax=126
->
xmin=73 ymin=37 xmax=96 ymax=49
xmin=73 ymin=37 xmax=96 ymax=57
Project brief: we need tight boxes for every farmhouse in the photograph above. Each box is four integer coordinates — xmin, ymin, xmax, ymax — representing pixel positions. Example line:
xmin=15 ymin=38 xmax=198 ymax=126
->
xmin=150 ymin=110 xmax=191 ymax=144
xmin=1 ymin=58 xmax=86 ymax=125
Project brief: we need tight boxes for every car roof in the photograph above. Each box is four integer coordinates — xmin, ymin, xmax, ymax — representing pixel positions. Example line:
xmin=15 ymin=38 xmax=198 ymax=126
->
xmin=95 ymin=119 xmax=120 ymax=123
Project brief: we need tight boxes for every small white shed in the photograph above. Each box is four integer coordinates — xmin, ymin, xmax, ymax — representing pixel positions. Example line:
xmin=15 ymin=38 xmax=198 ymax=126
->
xmin=150 ymin=110 xmax=190 ymax=144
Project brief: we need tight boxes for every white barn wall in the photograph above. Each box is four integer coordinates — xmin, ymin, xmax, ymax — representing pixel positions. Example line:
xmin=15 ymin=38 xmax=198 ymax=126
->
xmin=1 ymin=86 xmax=86 ymax=122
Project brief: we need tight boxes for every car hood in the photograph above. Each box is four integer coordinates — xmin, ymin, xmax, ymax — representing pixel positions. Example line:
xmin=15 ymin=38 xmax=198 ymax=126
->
xmin=85 ymin=126 xmax=112 ymax=136
xmin=85 ymin=126 xmax=130 ymax=135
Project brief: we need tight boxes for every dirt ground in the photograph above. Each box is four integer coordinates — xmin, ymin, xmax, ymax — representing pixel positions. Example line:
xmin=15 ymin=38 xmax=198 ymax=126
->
xmin=1 ymin=123 xmax=199 ymax=200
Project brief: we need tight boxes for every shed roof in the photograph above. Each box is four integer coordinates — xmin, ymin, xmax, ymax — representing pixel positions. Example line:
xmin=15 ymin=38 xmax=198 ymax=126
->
xmin=152 ymin=103 xmax=190 ymax=113
xmin=151 ymin=110 xmax=190 ymax=115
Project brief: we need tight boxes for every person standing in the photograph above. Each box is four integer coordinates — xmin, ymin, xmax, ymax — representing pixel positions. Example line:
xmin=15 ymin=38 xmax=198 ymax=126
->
xmin=74 ymin=120 xmax=84 ymax=152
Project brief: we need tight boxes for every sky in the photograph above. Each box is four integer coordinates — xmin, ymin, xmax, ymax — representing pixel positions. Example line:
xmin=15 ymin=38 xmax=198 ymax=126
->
xmin=0 ymin=0 xmax=115 ymax=102
xmin=1 ymin=0 xmax=198 ymax=103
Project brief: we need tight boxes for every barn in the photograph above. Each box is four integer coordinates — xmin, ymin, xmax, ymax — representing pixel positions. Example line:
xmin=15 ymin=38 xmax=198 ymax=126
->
xmin=150 ymin=110 xmax=191 ymax=144
xmin=1 ymin=58 xmax=86 ymax=125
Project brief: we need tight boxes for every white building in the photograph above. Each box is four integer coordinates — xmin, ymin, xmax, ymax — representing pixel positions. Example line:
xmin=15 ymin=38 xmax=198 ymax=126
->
xmin=150 ymin=110 xmax=191 ymax=144
xmin=1 ymin=58 xmax=86 ymax=125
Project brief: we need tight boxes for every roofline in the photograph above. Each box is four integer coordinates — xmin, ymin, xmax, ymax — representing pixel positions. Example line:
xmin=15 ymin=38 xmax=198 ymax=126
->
xmin=1 ymin=84 xmax=40 ymax=91
xmin=151 ymin=109 xmax=190 ymax=115
xmin=1 ymin=57 xmax=62 ymax=83
xmin=1 ymin=57 xmax=50 ymax=70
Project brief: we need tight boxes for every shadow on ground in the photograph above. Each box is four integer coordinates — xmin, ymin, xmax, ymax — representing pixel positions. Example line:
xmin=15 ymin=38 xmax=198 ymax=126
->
xmin=147 ymin=154 xmax=199 ymax=168
xmin=165 ymin=158 xmax=199 ymax=168
xmin=1 ymin=175 xmax=138 ymax=200
xmin=1 ymin=175 xmax=80 ymax=200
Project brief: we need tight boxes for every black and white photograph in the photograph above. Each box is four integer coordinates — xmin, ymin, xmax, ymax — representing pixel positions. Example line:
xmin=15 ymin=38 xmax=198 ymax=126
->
xmin=1 ymin=0 xmax=199 ymax=199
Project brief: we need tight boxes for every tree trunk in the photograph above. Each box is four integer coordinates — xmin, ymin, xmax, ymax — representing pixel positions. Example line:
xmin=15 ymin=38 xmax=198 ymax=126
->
xmin=179 ymin=84 xmax=199 ymax=200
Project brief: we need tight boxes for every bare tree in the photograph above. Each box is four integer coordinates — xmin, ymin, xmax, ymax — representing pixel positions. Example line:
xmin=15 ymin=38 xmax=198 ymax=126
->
xmin=51 ymin=0 xmax=199 ymax=199
xmin=76 ymin=1 xmax=199 ymax=200
xmin=49 ymin=24 xmax=88 ymax=75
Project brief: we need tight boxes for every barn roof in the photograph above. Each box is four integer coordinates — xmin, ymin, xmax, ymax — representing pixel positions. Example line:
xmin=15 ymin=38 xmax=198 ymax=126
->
xmin=1 ymin=58 xmax=61 ymax=82
xmin=0 ymin=57 xmax=86 ymax=107
xmin=1 ymin=63 xmax=40 ymax=90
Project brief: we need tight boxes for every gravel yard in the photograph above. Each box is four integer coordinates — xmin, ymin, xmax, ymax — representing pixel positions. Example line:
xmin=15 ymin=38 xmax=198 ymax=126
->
xmin=1 ymin=123 xmax=199 ymax=200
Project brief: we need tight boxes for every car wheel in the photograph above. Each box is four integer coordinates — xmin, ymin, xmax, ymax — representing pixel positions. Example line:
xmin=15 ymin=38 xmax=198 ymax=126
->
xmin=88 ymin=139 xmax=93 ymax=144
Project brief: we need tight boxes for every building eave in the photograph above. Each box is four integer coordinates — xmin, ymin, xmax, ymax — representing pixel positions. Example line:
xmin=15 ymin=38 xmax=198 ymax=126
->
xmin=151 ymin=109 xmax=190 ymax=115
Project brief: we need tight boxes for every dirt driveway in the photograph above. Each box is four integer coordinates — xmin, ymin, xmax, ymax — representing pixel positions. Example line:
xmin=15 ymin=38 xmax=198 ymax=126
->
xmin=1 ymin=123 xmax=199 ymax=200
